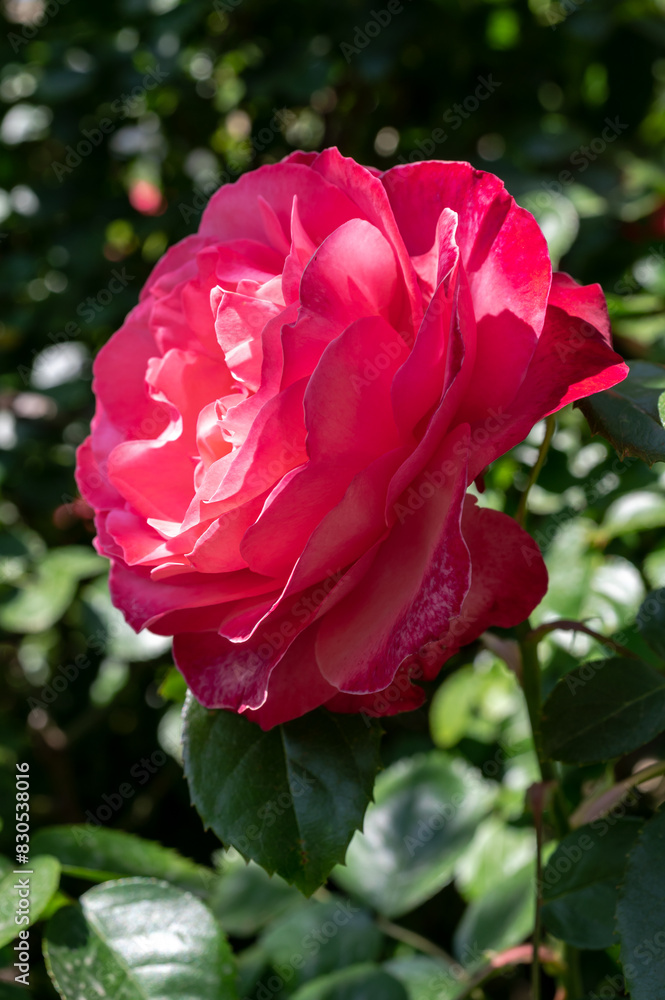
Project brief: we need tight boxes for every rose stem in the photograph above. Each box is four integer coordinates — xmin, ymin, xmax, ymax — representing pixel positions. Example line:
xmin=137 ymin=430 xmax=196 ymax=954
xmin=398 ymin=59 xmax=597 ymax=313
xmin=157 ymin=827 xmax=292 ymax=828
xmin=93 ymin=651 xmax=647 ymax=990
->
xmin=516 ymin=415 xmax=556 ymax=527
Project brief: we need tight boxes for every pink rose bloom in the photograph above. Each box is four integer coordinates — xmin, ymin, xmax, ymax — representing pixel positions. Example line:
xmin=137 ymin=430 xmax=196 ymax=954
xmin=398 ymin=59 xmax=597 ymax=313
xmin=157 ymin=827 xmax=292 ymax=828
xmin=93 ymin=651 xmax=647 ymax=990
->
xmin=76 ymin=148 xmax=627 ymax=728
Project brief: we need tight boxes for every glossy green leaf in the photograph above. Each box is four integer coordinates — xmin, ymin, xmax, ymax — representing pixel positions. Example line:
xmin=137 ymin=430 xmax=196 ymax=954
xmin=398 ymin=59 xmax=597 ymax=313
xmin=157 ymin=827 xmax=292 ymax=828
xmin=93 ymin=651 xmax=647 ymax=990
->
xmin=209 ymin=850 xmax=302 ymax=936
xmin=0 ymin=546 xmax=105 ymax=634
xmin=577 ymin=360 xmax=665 ymax=466
xmin=290 ymin=963 xmax=408 ymax=1000
xmin=541 ymin=658 xmax=665 ymax=763
xmin=32 ymin=826 xmax=213 ymax=895
xmin=617 ymin=809 xmax=665 ymax=999
xmin=258 ymin=898 xmax=382 ymax=991
xmin=453 ymin=862 xmax=535 ymax=963
xmin=44 ymin=879 xmax=237 ymax=1000
xmin=542 ymin=818 xmax=643 ymax=949
xmin=0 ymin=855 xmax=61 ymax=948
xmin=334 ymin=752 xmax=495 ymax=918
xmin=637 ymin=588 xmax=665 ymax=660
xmin=383 ymin=956 xmax=464 ymax=1000
xmin=182 ymin=696 xmax=382 ymax=895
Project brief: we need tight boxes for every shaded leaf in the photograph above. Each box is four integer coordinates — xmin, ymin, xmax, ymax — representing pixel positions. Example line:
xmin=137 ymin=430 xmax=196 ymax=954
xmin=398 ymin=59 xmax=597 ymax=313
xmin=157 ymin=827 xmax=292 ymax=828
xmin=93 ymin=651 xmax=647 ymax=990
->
xmin=577 ymin=360 xmax=665 ymax=466
xmin=209 ymin=850 xmax=303 ymax=937
xmin=453 ymin=863 xmax=535 ymax=963
xmin=383 ymin=956 xmax=464 ymax=1000
xmin=617 ymin=809 xmax=665 ymax=999
xmin=542 ymin=818 xmax=643 ymax=949
xmin=637 ymin=588 xmax=665 ymax=660
xmin=290 ymin=963 xmax=408 ymax=1000
xmin=258 ymin=898 xmax=383 ymax=991
xmin=32 ymin=826 xmax=213 ymax=895
xmin=541 ymin=658 xmax=665 ymax=763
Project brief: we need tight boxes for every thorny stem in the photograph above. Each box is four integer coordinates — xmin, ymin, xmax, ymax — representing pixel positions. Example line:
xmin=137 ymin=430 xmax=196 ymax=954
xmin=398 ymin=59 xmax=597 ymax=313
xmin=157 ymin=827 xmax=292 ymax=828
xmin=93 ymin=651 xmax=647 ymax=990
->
xmin=516 ymin=415 xmax=556 ymax=526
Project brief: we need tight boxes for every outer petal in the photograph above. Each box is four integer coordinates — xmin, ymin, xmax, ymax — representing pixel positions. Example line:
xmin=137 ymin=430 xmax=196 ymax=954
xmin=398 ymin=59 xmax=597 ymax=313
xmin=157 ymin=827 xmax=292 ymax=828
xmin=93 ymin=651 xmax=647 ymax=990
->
xmin=92 ymin=301 xmax=167 ymax=442
xmin=415 ymin=498 xmax=548 ymax=677
xmin=462 ymin=291 xmax=628 ymax=480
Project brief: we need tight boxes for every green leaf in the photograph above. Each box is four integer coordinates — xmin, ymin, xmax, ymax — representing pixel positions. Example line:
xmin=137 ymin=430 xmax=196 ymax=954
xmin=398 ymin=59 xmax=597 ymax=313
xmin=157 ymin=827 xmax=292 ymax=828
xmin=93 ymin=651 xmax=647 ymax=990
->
xmin=383 ymin=956 xmax=464 ymax=1000
xmin=541 ymin=658 xmax=665 ymax=763
xmin=0 ymin=546 xmax=105 ymax=633
xmin=257 ymin=898 xmax=382 ymax=991
xmin=617 ymin=809 xmax=665 ymax=999
xmin=333 ymin=752 xmax=495 ymax=918
xmin=637 ymin=588 xmax=665 ymax=660
xmin=236 ymin=944 xmax=270 ymax=999
xmin=290 ymin=963 xmax=408 ymax=1000
xmin=182 ymin=696 xmax=382 ymax=895
xmin=454 ymin=817 xmax=536 ymax=901
xmin=577 ymin=359 xmax=665 ymax=466
xmin=430 ymin=658 xmax=525 ymax=749
xmin=0 ymin=855 xmax=61 ymax=947
xmin=44 ymin=878 xmax=237 ymax=1000
xmin=32 ymin=826 xmax=213 ymax=895
xmin=597 ymin=491 xmax=665 ymax=543
xmin=542 ymin=818 xmax=643 ymax=949
xmin=453 ymin=863 xmax=535 ymax=963
xmin=209 ymin=850 xmax=302 ymax=936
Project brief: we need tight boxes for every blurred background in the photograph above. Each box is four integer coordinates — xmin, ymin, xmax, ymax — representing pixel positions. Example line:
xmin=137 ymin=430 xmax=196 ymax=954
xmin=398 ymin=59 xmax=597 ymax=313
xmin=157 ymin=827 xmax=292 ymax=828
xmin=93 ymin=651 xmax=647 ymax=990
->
xmin=2 ymin=0 xmax=665 ymax=995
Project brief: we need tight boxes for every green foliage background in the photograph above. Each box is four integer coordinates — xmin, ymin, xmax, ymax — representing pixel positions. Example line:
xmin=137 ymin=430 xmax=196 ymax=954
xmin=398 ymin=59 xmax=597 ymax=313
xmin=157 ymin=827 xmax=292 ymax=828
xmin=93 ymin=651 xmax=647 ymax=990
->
xmin=2 ymin=0 xmax=665 ymax=997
